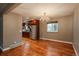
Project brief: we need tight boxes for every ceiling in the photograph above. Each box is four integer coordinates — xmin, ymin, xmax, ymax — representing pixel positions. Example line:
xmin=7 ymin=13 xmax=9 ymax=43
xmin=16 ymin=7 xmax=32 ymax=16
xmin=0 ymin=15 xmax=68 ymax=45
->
xmin=11 ymin=3 xmax=77 ymax=18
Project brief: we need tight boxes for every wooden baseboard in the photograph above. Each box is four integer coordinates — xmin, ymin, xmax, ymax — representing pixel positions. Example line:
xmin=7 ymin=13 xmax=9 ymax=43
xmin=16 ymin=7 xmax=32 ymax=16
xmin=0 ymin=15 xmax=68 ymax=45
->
xmin=40 ymin=38 xmax=72 ymax=44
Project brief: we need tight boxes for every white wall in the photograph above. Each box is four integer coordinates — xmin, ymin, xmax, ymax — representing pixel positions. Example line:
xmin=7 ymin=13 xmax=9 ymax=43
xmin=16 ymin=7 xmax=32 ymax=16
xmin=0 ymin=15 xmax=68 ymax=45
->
xmin=3 ymin=13 xmax=22 ymax=49
xmin=73 ymin=4 xmax=79 ymax=55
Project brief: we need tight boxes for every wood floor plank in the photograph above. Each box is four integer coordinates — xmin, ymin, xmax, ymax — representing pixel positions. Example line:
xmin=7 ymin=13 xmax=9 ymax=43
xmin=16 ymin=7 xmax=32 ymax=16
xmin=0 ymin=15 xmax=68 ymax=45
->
xmin=0 ymin=38 xmax=75 ymax=56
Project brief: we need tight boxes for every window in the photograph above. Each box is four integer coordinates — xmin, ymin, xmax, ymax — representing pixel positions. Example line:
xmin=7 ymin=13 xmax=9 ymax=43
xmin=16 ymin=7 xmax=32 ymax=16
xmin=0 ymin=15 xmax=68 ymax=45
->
xmin=47 ymin=22 xmax=58 ymax=32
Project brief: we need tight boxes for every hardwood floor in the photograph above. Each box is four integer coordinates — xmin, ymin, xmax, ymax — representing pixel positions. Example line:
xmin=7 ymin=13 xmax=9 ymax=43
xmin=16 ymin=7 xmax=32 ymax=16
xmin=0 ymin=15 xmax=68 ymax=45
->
xmin=0 ymin=38 xmax=75 ymax=56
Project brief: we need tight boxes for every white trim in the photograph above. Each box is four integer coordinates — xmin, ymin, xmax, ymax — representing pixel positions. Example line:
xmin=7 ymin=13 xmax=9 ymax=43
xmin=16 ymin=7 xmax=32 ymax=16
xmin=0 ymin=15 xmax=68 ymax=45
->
xmin=2 ymin=47 xmax=11 ymax=51
xmin=40 ymin=38 xmax=72 ymax=44
xmin=72 ymin=45 xmax=78 ymax=56
xmin=0 ymin=41 xmax=24 ymax=52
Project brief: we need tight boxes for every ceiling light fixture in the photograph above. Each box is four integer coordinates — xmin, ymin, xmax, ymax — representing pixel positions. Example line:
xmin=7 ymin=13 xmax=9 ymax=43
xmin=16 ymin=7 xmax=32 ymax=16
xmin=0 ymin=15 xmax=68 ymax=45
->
xmin=40 ymin=12 xmax=50 ymax=21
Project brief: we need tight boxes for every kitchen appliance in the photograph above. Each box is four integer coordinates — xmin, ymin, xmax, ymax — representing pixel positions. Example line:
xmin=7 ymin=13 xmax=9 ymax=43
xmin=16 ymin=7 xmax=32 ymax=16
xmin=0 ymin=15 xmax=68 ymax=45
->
xmin=28 ymin=19 xmax=39 ymax=40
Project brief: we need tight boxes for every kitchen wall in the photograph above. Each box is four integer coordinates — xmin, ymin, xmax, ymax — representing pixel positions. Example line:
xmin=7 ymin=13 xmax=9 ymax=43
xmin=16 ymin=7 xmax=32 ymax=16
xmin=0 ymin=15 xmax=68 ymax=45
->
xmin=3 ymin=13 xmax=22 ymax=49
xmin=73 ymin=4 xmax=79 ymax=55
xmin=40 ymin=15 xmax=73 ymax=42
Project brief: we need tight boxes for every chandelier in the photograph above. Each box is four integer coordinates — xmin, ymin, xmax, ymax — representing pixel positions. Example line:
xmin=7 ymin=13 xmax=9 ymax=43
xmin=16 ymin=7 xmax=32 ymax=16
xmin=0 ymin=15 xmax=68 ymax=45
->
xmin=40 ymin=12 xmax=50 ymax=21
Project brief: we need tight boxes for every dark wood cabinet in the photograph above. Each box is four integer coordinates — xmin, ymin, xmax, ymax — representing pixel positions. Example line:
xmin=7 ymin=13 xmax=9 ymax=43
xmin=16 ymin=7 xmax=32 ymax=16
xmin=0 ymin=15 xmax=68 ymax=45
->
xmin=22 ymin=22 xmax=30 ymax=38
xmin=22 ymin=32 xmax=30 ymax=38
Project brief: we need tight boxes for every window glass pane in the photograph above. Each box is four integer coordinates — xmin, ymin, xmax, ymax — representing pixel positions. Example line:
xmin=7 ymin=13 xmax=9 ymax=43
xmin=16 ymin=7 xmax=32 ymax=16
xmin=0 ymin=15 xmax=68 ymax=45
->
xmin=47 ymin=23 xmax=58 ymax=32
